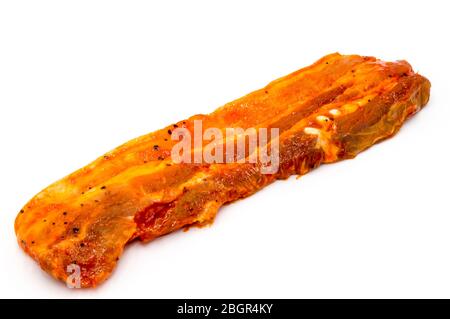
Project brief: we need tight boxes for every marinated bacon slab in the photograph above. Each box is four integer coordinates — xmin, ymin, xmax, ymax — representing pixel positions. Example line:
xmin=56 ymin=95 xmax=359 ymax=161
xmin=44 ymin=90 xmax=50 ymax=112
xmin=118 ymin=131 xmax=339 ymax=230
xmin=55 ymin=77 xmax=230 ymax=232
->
xmin=15 ymin=53 xmax=431 ymax=287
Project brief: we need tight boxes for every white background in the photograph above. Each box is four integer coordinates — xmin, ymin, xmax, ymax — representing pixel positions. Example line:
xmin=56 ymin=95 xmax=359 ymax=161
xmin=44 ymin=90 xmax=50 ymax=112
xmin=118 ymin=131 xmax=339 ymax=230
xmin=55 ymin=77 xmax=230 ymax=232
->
xmin=1 ymin=0 xmax=449 ymax=298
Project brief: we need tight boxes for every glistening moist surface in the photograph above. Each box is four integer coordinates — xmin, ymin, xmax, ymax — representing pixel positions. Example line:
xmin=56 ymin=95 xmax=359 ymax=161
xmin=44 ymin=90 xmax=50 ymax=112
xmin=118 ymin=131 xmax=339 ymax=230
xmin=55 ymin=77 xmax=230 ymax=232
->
xmin=15 ymin=53 xmax=431 ymax=287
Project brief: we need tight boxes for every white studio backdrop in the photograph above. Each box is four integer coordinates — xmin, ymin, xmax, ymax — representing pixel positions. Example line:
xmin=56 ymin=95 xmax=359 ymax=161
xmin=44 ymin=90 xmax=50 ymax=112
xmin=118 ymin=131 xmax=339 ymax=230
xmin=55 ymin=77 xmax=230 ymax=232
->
xmin=0 ymin=0 xmax=449 ymax=298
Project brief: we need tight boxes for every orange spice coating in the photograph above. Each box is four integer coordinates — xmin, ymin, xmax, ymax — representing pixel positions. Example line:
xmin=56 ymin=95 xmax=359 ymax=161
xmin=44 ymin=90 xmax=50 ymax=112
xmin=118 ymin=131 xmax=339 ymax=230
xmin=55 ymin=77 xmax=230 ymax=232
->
xmin=15 ymin=53 xmax=431 ymax=287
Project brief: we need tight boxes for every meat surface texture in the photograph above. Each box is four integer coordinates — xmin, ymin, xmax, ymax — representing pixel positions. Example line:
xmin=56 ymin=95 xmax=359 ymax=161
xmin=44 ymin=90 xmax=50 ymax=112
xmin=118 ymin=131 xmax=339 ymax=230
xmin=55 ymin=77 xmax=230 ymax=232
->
xmin=15 ymin=53 xmax=431 ymax=288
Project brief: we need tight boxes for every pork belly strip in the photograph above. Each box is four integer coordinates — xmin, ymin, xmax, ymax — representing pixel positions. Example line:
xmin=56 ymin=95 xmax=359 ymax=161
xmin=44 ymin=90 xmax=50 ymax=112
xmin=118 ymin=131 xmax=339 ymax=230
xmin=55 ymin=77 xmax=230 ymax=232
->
xmin=15 ymin=53 xmax=431 ymax=287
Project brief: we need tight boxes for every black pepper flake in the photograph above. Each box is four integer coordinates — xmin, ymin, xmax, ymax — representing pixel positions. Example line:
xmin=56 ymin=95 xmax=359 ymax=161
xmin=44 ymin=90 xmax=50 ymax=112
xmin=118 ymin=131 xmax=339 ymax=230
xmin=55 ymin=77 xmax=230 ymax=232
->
xmin=368 ymin=99 xmax=371 ymax=102
xmin=351 ymin=70 xmax=355 ymax=73
xmin=265 ymin=90 xmax=269 ymax=94
xmin=173 ymin=124 xmax=179 ymax=128
xmin=164 ymin=138 xmax=168 ymax=141
xmin=94 ymin=199 xmax=99 ymax=203
xmin=31 ymin=241 xmax=35 ymax=244
xmin=116 ymin=257 xmax=120 ymax=261
xmin=101 ymin=186 xmax=106 ymax=190
xmin=153 ymin=145 xmax=159 ymax=150
xmin=143 ymin=160 xmax=148 ymax=164
xmin=52 ymin=222 xmax=55 ymax=226
xmin=182 ymin=121 xmax=186 ymax=124
xmin=166 ymin=163 xmax=171 ymax=166
xmin=43 ymin=219 xmax=47 ymax=222
xmin=104 ymin=155 xmax=110 ymax=160
xmin=80 ymin=243 xmax=85 ymax=247
xmin=80 ymin=203 xmax=84 ymax=207
xmin=157 ymin=156 xmax=164 ymax=160
xmin=64 ymin=222 xmax=68 ymax=225
xmin=72 ymin=227 xmax=79 ymax=234
xmin=20 ymin=209 xmax=24 ymax=214
xmin=81 ymin=192 xmax=84 ymax=195
xmin=168 ymin=129 xmax=172 ymax=135
xmin=21 ymin=240 xmax=26 ymax=245
xmin=326 ymin=62 xmax=329 ymax=64
xmin=63 ymin=211 xmax=67 ymax=216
